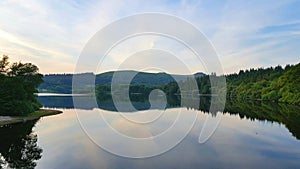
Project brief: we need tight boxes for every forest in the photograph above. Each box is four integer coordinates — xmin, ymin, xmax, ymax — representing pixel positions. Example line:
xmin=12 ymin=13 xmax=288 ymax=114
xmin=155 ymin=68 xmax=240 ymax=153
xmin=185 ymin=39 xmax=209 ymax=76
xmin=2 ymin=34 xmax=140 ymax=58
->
xmin=156 ymin=62 xmax=300 ymax=105
xmin=225 ymin=63 xmax=300 ymax=104
xmin=40 ymin=61 xmax=299 ymax=105
xmin=0 ymin=55 xmax=43 ymax=115
xmin=38 ymin=71 xmax=205 ymax=93
xmin=94 ymin=62 xmax=300 ymax=105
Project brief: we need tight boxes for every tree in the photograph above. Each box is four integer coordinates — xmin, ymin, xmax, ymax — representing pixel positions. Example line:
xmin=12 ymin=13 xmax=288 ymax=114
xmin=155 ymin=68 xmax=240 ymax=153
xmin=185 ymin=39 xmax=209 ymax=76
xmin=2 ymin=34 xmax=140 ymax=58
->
xmin=0 ymin=55 xmax=43 ymax=115
xmin=0 ymin=55 xmax=9 ymax=75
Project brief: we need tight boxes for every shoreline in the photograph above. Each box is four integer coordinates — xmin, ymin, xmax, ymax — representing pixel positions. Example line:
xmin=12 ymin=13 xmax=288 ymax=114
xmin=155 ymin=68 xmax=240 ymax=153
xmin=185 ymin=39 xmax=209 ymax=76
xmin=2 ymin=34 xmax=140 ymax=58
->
xmin=226 ymin=96 xmax=300 ymax=105
xmin=0 ymin=109 xmax=63 ymax=126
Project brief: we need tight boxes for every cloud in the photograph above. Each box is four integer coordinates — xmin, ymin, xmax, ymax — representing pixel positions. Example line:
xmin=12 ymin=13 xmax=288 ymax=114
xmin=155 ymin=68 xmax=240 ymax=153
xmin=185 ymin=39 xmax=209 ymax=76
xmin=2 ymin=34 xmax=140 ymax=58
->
xmin=208 ymin=0 xmax=300 ymax=73
xmin=0 ymin=0 xmax=299 ymax=74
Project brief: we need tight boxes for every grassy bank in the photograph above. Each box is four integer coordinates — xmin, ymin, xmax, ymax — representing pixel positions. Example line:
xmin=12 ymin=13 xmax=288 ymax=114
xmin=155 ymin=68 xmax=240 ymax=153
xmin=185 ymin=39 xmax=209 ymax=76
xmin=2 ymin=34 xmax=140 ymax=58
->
xmin=0 ymin=109 xmax=62 ymax=126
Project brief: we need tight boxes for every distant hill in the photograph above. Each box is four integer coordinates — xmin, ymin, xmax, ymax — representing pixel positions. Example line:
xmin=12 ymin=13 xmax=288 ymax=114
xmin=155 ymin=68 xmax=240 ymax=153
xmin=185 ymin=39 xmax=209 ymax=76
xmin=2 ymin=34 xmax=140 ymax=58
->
xmin=38 ymin=71 xmax=205 ymax=94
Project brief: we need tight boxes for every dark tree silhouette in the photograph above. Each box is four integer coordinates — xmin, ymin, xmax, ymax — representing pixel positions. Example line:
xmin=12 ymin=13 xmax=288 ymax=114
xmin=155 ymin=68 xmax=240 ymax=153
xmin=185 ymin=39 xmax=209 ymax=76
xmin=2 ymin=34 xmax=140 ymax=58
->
xmin=0 ymin=55 xmax=43 ymax=115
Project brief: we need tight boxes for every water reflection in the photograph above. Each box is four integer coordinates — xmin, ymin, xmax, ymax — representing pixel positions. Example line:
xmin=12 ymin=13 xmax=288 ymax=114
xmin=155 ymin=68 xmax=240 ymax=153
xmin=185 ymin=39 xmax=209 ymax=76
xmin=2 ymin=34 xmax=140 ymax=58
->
xmin=34 ymin=101 xmax=300 ymax=169
xmin=0 ymin=120 xmax=42 ymax=169
xmin=224 ymin=99 xmax=300 ymax=140
xmin=38 ymin=95 xmax=300 ymax=140
xmin=38 ymin=95 xmax=181 ymax=111
xmin=1 ymin=95 xmax=300 ymax=168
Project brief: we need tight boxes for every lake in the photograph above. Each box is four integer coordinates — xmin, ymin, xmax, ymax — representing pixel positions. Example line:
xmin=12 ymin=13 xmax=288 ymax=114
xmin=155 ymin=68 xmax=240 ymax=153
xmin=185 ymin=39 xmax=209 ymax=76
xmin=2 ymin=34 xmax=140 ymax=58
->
xmin=1 ymin=95 xmax=300 ymax=169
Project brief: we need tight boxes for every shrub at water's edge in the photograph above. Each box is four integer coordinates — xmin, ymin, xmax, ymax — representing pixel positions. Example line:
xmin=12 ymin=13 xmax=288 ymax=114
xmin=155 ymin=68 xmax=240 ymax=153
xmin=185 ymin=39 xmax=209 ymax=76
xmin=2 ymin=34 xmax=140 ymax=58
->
xmin=0 ymin=55 xmax=43 ymax=116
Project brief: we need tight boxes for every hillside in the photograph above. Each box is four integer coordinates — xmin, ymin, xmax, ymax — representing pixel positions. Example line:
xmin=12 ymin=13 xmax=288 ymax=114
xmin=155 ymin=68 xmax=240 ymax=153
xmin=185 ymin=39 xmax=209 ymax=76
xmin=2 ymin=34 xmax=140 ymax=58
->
xmin=157 ymin=62 xmax=300 ymax=105
xmin=38 ymin=71 xmax=205 ymax=93
xmin=38 ymin=63 xmax=300 ymax=105
xmin=226 ymin=62 xmax=300 ymax=104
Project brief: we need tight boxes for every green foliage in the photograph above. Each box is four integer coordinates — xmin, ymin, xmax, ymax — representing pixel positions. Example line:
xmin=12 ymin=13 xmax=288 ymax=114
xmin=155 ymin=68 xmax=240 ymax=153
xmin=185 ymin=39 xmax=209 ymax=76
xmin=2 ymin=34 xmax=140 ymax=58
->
xmin=174 ymin=63 xmax=299 ymax=105
xmin=44 ymin=60 xmax=299 ymax=105
xmin=226 ymin=63 xmax=300 ymax=104
xmin=0 ymin=55 xmax=43 ymax=115
xmin=196 ymin=75 xmax=211 ymax=94
xmin=94 ymin=62 xmax=299 ymax=105
xmin=38 ymin=71 xmax=205 ymax=93
xmin=0 ymin=55 xmax=9 ymax=74
xmin=95 ymin=85 xmax=111 ymax=100
xmin=262 ymin=91 xmax=280 ymax=100
xmin=277 ymin=63 xmax=300 ymax=104
xmin=160 ymin=82 xmax=179 ymax=95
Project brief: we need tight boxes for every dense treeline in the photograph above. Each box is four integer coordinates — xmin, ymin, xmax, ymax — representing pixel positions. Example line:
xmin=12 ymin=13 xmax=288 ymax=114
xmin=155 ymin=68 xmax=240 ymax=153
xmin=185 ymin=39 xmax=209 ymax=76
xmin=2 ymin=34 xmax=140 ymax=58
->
xmin=96 ymin=84 xmax=164 ymax=101
xmin=38 ymin=74 xmax=73 ymax=93
xmin=175 ymin=63 xmax=300 ymax=104
xmin=0 ymin=55 xmax=43 ymax=115
xmin=226 ymin=63 xmax=300 ymax=104
xmin=95 ymin=62 xmax=300 ymax=105
xmin=38 ymin=71 xmax=205 ymax=93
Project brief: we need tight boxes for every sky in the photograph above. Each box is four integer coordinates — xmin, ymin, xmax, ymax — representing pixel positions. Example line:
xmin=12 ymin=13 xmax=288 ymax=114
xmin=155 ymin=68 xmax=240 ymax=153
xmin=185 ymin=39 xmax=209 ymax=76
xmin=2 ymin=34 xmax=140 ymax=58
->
xmin=0 ymin=0 xmax=299 ymax=75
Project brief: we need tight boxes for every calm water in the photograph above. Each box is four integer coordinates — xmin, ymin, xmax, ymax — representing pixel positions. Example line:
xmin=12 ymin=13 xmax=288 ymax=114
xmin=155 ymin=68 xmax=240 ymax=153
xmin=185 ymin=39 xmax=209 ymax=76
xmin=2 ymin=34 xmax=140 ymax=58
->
xmin=1 ymin=96 xmax=300 ymax=169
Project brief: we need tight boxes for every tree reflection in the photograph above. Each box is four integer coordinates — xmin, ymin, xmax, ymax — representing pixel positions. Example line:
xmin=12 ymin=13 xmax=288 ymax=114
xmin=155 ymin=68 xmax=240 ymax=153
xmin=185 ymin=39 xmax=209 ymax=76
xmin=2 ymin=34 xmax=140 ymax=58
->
xmin=0 ymin=120 xmax=42 ymax=169
xmin=38 ymin=95 xmax=300 ymax=140
xmin=179 ymin=97 xmax=300 ymax=140
xmin=223 ymin=99 xmax=300 ymax=140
